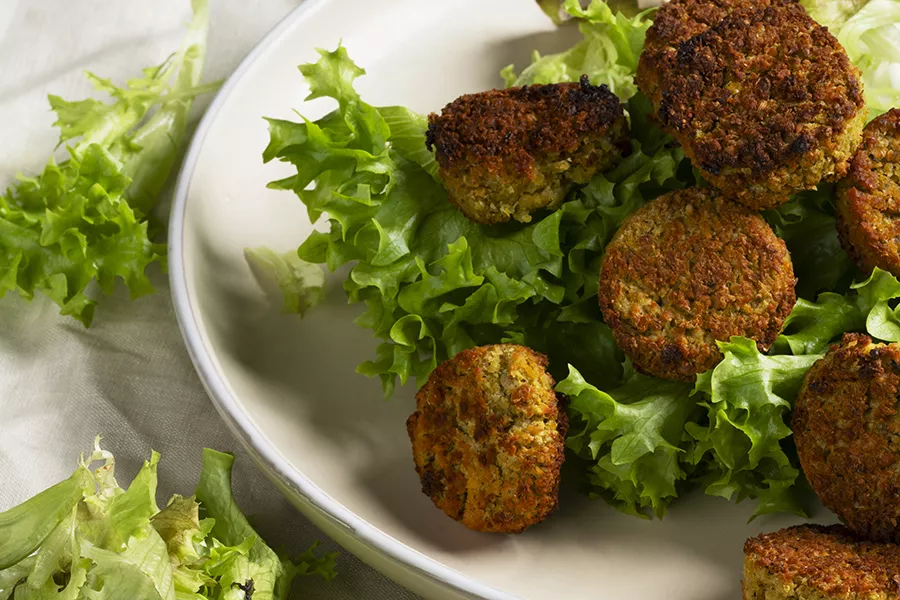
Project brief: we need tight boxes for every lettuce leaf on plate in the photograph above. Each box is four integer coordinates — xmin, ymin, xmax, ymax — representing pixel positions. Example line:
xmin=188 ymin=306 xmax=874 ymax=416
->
xmin=503 ymin=0 xmax=654 ymax=100
xmin=801 ymin=0 xmax=900 ymax=119
xmin=0 ymin=440 xmax=336 ymax=600
xmin=245 ymin=247 xmax=326 ymax=316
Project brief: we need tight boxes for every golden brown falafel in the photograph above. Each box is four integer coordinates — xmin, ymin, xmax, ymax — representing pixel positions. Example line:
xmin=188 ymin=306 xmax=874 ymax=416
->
xmin=406 ymin=344 xmax=567 ymax=533
xmin=794 ymin=334 xmax=900 ymax=543
xmin=636 ymin=0 xmax=788 ymax=107
xmin=598 ymin=187 xmax=796 ymax=381
xmin=652 ymin=2 xmax=866 ymax=210
xmin=837 ymin=109 xmax=900 ymax=277
xmin=743 ymin=524 xmax=900 ymax=600
xmin=425 ymin=76 xmax=630 ymax=225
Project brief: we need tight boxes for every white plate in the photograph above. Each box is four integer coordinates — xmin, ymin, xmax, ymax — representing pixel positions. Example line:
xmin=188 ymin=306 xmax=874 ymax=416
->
xmin=170 ymin=1 xmax=831 ymax=598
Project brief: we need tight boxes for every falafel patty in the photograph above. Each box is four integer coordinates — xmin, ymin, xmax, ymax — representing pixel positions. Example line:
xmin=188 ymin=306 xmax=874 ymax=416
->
xmin=598 ymin=187 xmax=796 ymax=381
xmin=652 ymin=2 xmax=866 ymax=210
xmin=743 ymin=525 xmax=900 ymax=600
xmin=406 ymin=344 xmax=567 ymax=533
xmin=425 ymin=76 xmax=630 ymax=225
xmin=794 ymin=334 xmax=900 ymax=542
xmin=636 ymin=0 xmax=786 ymax=107
xmin=837 ymin=109 xmax=900 ymax=277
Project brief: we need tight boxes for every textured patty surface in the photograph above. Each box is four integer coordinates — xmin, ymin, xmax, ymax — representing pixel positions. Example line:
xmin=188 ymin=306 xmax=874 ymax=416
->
xmin=743 ymin=525 xmax=900 ymax=600
xmin=837 ymin=109 xmax=900 ymax=277
xmin=425 ymin=76 xmax=629 ymax=224
xmin=651 ymin=2 xmax=866 ymax=210
xmin=598 ymin=187 xmax=796 ymax=381
xmin=637 ymin=0 xmax=787 ymax=106
xmin=794 ymin=334 xmax=900 ymax=542
xmin=406 ymin=344 xmax=567 ymax=533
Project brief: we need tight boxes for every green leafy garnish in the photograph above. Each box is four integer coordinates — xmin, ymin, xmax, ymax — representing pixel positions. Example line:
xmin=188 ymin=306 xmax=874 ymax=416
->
xmin=245 ymin=247 xmax=326 ymax=316
xmin=0 ymin=0 xmax=214 ymax=325
xmin=0 ymin=440 xmax=336 ymax=600
xmin=503 ymin=0 xmax=654 ymax=100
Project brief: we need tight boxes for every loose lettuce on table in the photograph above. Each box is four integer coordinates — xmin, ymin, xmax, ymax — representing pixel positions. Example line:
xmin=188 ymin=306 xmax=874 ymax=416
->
xmin=0 ymin=0 xmax=215 ymax=326
xmin=0 ymin=441 xmax=336 ymax=600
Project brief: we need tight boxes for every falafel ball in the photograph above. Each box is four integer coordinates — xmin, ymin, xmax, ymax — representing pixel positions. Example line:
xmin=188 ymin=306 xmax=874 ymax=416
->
xmin=794 ymin=333 xmax=900 ymax=542
xmin=425 ymin=76 xmax=630 ymax=225
xmin=652 ymin=2 xmax=866 ymax=210
xmin=837 ymin=108 xmax=900 ymax=277
xmin=636 ymin=0 xmax=786 ymax=107
xmin=598 ymin=187 xmax=796 ymax=381
xmin=406 ymin=344 xmax=567 ymax=533
xmin=743 ymin=525 xmax=900 ymax=600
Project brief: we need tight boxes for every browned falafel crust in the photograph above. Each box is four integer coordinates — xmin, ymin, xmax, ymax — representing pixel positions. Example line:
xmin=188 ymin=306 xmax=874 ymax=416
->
xmin=597 ymin=187 xmax=796 ymax=381
xmin=425 ymin=76 xmax=630 ymax=225
xmin=794 ymin=334 xmax=900 ymax=543
xmin=743 ymin=524 xmax=900 ymax=600
xmin=653 ymin=2 xmax=866 ymax=210
xmin=837 ymin=109 xmax=900 ymax=277
xmin=636 ymin=0 xmax=788 ymax=107
xmin=406 ymin=344 xmax=567 ymax=533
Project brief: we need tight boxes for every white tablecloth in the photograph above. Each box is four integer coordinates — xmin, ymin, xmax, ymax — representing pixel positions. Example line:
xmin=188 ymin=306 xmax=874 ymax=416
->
xmin=0 ymin=1 xmax=417 ymax=598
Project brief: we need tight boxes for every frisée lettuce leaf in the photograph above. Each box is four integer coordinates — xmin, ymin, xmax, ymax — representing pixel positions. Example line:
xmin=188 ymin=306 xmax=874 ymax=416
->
xmin=0 ymin=440 xmax=336 ymax=600
xmin=0 ymin=0 xmax=215 ymax=326
xmin=801 ymin=0 xmax=900 ymax=119
xmin=502 ymin=0 xmax=654 ymax=100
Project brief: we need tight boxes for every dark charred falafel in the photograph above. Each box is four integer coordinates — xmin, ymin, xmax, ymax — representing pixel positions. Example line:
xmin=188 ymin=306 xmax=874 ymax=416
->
xmin=425 ymin=77 xmax=629 ymax=225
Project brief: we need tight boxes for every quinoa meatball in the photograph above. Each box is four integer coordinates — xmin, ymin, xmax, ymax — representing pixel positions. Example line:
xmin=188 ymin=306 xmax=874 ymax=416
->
xmin=406 ymin=344 xmax=567 ymax=533
xmin=794 ymin=334 xmax=900 ymax=542
xmin=636 ymin=0 xmax=787 ymax=107
xmin=837 ymin=109 xmax=900 ymax=277
xmin=598 ymin=187 xmax=796 ymax=381
xmin=743 ymin=525 xmax=900 ymax=600
xmin=425 ymin=76 xmax=630 ymax=225
xmin=653 ymin=2 xmax=866 ymax=210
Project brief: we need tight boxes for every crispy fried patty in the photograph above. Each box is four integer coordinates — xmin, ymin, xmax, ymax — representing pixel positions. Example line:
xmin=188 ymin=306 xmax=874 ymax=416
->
xmin=743 ymin=525 xmax=900 ymax=600
xmin=598 ymin=187 xmax=796 ymax=381
xmin=794 ymin=334 xmax=900 ymax=542
xmin=425 ymin=76 xmax=630 ymax=224
xmin=837 ymin=109 xmax=900 ymax=277
xmin=406 ymin=344 xmax=567 ymax=533
xmin=647 ymin=2 xmax=866 ymax=210
xmin=637 ymin=0 xmax=787 ymax=107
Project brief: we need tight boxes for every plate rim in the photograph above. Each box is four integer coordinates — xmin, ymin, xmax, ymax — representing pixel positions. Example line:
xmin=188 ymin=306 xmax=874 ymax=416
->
xmin=168 ymin=1 xmax=516 ymax=599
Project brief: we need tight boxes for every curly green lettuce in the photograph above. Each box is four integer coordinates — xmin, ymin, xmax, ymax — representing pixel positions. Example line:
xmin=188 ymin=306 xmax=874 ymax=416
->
xmin=0 ymin=0 xmax=215 ymax=325
xmin=801 ymin=0 xmax=900 ymax=119
xmin=503 ymin=0 xmax=654 ymax=100
xmin=0 ymin=440 xmax=336 ymax=600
